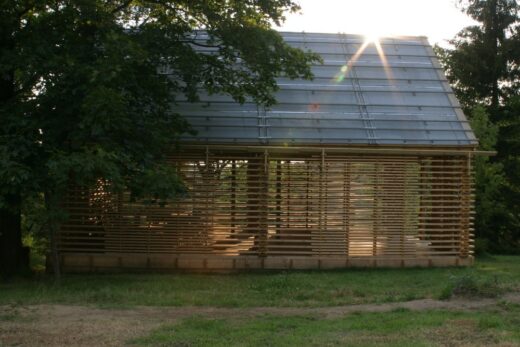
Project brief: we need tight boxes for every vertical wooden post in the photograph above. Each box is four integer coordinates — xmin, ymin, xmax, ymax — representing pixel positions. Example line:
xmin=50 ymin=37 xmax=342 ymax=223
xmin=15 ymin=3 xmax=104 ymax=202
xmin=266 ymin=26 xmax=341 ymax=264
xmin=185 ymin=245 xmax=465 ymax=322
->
xmin=247 ymin=151 xmax=270 ymax=257
xmin=418 ymin=158 xmax=426 ymax=256
xmin=231 ymin=160 xmax=236 ymax=234
xmin=322 ymin=149 xmax=327 ymax=253
xmin=344 ymin=161 xmax=351 ymax=256
xmin=286 ymin=160 xmax=291 ymax=230
xmin=204 ymin=147 xmax=210 ymax=248
xmin=428 ymin=156 xmax=444 ymax=254
xmin=418 ymin=156 xmax=434 ymax=256
xmin=317 ymin=149 xmax=326 ymax=256
xmin=246 ymin=154 xmax=259 ymax=253
xmin=372 ymin=162 xmax=381 ymax=256
xmin=259 ymin=150 xmax=269 ymax=257
xmin=275 ymin=160 xmax=282 ymax=235
xmin=118 ymin=191 xmax=123 ymax=253
xmin=459 ymin=154 xmax=471 ymax=258
xmin=447 ymin=156 xmax=458 ymax=255
xmin=400 ymin=163 xmax=407 ymax=258
xmin=305 ymin=161 xmax=310 ymax=230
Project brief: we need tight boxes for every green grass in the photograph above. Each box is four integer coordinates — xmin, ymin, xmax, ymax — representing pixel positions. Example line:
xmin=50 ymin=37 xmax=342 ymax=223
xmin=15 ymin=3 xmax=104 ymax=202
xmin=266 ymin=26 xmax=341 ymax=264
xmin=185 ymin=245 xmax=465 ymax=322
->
xmin=131 ymin=305 xmax=520 ymax=346
xmin=1 ymin=256 xmax=519 ymax=308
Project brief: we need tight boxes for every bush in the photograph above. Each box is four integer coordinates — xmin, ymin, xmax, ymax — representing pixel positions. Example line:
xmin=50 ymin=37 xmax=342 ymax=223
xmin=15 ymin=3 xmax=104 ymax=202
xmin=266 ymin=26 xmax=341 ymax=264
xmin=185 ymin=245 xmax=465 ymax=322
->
xmin=440 ymin=274 xmax=503 ymax=299
xmin=474 ymin=238 xmax=490 ymax=256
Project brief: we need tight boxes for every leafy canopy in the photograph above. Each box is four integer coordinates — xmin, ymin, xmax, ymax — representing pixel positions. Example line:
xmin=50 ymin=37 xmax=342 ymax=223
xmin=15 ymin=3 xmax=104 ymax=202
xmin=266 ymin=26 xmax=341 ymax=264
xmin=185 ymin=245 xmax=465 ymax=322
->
xmin=0 ymin=1 xmax=319 ymax=204
xmin=436 ymin=0 xmax=520 ymax=253
xmin=436 ymin=0 xmax=520 ymax=112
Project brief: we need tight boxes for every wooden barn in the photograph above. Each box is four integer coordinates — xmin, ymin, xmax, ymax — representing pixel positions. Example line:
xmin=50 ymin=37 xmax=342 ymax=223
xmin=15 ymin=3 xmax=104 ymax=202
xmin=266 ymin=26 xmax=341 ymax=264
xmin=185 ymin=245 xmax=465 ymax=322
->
xmin=58 ymin=32 xmax=480 ymax=271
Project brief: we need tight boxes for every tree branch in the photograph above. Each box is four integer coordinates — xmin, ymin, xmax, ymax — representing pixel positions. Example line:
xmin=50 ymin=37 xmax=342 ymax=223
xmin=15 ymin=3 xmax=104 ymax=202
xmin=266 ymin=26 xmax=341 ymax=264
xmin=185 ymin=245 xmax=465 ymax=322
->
xmin=179 ymin=39 xmax=221 ymax=48
xmin=17 ymin=0 xmax=38 ymax=19
xmin=111 ymin=0 xmax=133 ymax=14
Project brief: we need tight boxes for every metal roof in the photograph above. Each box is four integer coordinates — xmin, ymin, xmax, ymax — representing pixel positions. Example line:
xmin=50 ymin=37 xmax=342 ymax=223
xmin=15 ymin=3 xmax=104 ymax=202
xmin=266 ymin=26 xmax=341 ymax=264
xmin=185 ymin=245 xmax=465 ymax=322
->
xmin=176 ymin=32 xmax=477 ymax=146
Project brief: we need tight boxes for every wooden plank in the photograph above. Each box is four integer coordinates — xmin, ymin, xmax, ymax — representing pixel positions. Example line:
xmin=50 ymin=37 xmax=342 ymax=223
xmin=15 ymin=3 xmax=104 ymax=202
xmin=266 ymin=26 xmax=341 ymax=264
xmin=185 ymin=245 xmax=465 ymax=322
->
xmin=58 ymin=148 xmax=475 ymax=268
xmin=59 ymin=254 xmax=475 ymax=271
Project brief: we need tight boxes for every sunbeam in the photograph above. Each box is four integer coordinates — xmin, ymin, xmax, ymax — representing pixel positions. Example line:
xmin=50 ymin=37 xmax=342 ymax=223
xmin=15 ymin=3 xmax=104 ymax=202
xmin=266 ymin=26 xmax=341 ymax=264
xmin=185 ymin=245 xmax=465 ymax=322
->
xmin=334 ymin=35 xmax=397 ymax=94
xmin=334 ymin=40 xmax=370 ymax=83
xmin=373 ymin=39 xmax=395 ymax=83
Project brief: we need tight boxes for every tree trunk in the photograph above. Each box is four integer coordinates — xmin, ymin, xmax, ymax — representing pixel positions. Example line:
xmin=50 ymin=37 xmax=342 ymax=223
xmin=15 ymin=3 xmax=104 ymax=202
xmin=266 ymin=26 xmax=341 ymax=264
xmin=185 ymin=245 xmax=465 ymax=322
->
xmin=44 ymin=190 xmax=62 ymax=281
xmin=49 ymin=220 xmax=61 ymax=282
xmin=0 ymin=31 xmax=28 ymax=278
xmin=0 ymin=194 xmax=28 ymax=278
xmin=490 ymin=0 xmax=500 ymax=113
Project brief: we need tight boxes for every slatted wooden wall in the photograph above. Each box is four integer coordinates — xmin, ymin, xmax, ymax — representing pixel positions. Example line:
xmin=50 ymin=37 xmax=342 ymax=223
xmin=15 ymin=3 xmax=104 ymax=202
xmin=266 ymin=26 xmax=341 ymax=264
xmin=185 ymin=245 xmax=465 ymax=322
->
xmin=58 ymin=147 xmax=474 ymax=269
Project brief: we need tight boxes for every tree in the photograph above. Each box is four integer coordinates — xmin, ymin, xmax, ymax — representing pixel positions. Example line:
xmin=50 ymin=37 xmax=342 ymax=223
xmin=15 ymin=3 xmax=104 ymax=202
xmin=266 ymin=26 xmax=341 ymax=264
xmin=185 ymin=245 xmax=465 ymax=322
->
xmin=0 ymin=0 xmax=319 ymax=278
xmin=496 ymin=96 xmax=520 ymax=252
xmin=437 ymin=0 xmax=519 ymax=113
xmin=468 ymin=106 xmax=509 ymax=253
xmin=436 ymin=0 xmax=520 ymax=253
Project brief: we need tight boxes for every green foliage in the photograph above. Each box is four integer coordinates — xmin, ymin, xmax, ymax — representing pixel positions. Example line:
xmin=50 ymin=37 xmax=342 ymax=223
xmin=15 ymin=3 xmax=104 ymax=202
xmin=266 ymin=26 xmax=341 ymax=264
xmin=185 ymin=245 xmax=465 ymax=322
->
xmin=0 ymin=1 xmax=319 ymax=262
xmin=438 ymin=0 xmax=520 ymax=111
xmin=437 ymin=1 xmax=520 ymax=253
xmin=440 ymin=273 xmax=503 ymax=299
xmin=470 ymin=106 xmax=499 ymax=151
xmin=20 ymin=194 xmax=47 ymax=259
xmin=496 ymin=96 xmax=520 ymax=251
xmin=132 ymin=307 xmax=520 ymax=346
xmin=468 ymin=106 xmax=511 ymax=252
xmin=1 ymin=256 xmax=520 ymax=308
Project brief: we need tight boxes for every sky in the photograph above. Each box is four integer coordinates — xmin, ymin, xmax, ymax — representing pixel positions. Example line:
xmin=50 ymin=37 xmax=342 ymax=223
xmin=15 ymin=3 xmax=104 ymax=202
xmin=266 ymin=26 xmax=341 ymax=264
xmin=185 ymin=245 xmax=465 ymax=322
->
xmin=279 ymin=0 xmax=477 ymax=46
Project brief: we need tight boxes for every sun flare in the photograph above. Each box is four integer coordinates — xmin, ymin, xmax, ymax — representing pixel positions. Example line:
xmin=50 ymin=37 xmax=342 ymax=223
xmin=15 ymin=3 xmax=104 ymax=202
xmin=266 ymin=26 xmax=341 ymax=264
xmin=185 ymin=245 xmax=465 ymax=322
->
xmin=333 ymin=27 xmax=394 ymax=86
xmin=363 ymin=32 xmax=381 ymax=44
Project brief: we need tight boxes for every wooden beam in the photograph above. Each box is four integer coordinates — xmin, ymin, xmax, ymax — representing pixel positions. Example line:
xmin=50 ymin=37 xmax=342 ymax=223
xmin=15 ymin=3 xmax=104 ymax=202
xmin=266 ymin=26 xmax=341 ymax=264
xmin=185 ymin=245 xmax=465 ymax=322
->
xmin=58 ymin=148 xmax=475 ymax=267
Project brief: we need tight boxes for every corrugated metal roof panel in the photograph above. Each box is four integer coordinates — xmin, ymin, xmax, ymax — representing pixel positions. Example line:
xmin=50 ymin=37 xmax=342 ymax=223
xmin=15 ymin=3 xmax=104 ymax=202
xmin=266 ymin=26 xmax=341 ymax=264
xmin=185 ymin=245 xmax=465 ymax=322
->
xmin=177 ymin=32 xmax=477 ymax=146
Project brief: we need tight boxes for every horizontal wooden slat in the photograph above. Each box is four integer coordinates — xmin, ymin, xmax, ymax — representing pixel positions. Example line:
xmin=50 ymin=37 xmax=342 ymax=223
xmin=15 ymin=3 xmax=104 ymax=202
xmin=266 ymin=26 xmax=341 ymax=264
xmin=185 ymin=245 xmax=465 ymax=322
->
xmin=59 ymin=148 xmax=474 ymax=268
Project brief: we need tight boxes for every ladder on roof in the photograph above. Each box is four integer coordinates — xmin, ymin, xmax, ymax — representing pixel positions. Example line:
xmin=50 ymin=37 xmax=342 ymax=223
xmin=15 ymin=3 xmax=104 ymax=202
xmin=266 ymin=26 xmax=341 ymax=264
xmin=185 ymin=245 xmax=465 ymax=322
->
xmin=341 ymin=34 xmax=377 ymax=144
xmin=257 ymin=105 xmax=269 ymax=144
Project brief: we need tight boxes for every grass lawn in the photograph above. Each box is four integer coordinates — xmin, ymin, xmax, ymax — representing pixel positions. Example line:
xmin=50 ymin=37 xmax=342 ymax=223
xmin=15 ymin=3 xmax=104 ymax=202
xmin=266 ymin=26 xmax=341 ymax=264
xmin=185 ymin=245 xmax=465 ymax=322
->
xmin=132 ymin=304 xmax=520 ymax=346
xmin=1 ymin=256 xmax=520 ymax=346
xmin=1 ymin=255 xmax=519 ymax=308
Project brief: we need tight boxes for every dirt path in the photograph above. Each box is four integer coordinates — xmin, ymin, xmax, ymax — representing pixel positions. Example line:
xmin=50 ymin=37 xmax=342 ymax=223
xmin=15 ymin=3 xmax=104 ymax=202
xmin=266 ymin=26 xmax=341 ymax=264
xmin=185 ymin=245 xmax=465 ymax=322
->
xmin=2 ymin=293 xmax=520 ymax=347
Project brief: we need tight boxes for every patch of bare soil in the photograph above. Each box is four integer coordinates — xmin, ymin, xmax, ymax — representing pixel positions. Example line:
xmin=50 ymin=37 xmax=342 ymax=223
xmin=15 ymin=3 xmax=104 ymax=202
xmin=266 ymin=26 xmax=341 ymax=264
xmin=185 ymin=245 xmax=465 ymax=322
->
xmin=1 ymin=293 xmax=519 ymax=347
